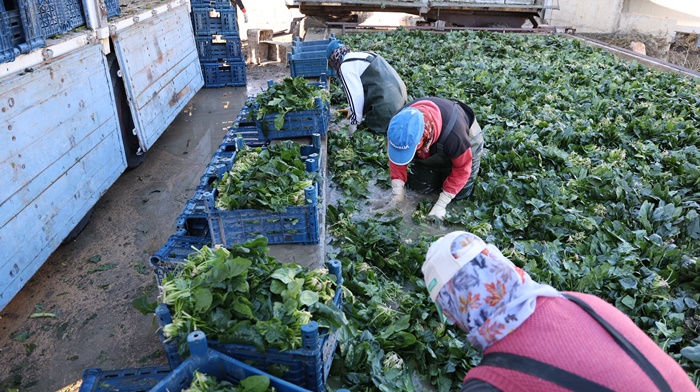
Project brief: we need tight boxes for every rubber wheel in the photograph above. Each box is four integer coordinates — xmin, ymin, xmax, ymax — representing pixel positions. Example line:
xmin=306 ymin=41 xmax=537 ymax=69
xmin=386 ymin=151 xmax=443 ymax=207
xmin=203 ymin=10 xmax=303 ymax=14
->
xmin=62 ymin=207 xmax=94 ymax=244
xmin=108 ymin=52 xmax=145 ymax=169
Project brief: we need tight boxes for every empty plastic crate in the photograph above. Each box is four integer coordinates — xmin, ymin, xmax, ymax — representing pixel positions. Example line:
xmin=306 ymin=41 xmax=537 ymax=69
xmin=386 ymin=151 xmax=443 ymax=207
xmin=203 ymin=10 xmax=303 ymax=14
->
xmin=288 ymin=51 xmax=335 ymax=78
xmin=153 ymin=331 xmax=311 ymax=392
xmin=105 ymin=0 xmax=120 ymax=17
xmin=156 ymin=259 xmax=344 ymax=392
xmin=255 ymin=97 xmax=330 ymax=140
xmin=79 ymin=366 xmax=171 ymax=392
xmin=0 ymin=11 xmax=20 ymax=63
xmin=195 ymin=34 xmax=243 ymax=62
xmin=291 ymin=35 xmax=335 ymax=49
xmin=63 ymin=0 xmax=85 ymax=29
xmin=191 ymin=7 xmax=238 ymax=36
xmin=18 ymin=0 xmax=68 ymax=38
xmin=202 ymin=60 xmax=246 ymax=87
xmin=189 ymin=0 xmax=234 ymax=8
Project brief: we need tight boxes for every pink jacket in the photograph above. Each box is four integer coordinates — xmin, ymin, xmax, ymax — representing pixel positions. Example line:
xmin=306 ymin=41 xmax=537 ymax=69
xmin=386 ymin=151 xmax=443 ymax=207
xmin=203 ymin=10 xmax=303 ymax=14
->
xmin=464 ymin=292 xmax=696 ymax=391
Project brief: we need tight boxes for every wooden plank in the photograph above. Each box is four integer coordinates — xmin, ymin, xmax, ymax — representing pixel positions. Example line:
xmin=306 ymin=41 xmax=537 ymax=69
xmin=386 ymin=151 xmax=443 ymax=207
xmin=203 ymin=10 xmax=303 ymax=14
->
xmin=0 ymin=44 xmax=126 ymax=310
xmin=0 ymin=45 xmax=122 ymax=224
xmin=0 ymin=128 xmax=125 ymax=309
xmin=113 ymin=4 xmax=203 ymax=151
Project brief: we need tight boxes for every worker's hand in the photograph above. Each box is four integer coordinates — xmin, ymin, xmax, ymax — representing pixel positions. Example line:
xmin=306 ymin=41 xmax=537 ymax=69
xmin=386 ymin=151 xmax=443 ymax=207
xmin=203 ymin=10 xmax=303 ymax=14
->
xmin=242 ymin=11 xmax=249 ymax=23
xmin=428 ymin=191 xmax=455 ymax=220
xmin=347 ymin=124 xmax=357 ymax=136
xmin=370 ymin=180 xmax=405 ymax=213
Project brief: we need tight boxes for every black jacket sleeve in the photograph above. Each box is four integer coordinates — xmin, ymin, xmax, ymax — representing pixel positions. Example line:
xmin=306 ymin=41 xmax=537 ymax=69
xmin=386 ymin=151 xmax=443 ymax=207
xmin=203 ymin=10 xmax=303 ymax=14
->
xmin=460 ymin=378 xmax=502 ymax=392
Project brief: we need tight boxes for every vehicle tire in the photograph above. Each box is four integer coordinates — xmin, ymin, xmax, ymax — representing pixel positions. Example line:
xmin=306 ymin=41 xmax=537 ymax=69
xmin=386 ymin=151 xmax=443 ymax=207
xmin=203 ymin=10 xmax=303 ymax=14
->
xmin=108 ymin=51 xmax=145 ymax=169
xmin=62 ymin=207 xmax=94 ymax=244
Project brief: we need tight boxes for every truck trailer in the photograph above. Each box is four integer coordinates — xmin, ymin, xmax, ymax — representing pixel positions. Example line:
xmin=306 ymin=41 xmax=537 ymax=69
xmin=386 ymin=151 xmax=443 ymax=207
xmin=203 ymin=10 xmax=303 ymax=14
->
xmin=0 ymin=0 xmax=203 ymax=310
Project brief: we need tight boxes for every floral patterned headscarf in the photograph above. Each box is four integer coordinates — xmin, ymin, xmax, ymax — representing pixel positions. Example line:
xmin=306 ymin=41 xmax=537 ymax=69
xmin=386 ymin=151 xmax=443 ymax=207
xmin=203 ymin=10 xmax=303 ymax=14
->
xmin=433 ymin=232 xmax=561 ymax=351
xmin=328 ymin=45 xmax=351 ymax=73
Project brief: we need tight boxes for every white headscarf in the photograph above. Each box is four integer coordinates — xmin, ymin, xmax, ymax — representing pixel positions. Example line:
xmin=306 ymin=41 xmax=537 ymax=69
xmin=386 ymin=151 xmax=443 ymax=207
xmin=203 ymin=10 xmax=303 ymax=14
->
xmin=432 ymin=232 xmax=561 ymax=351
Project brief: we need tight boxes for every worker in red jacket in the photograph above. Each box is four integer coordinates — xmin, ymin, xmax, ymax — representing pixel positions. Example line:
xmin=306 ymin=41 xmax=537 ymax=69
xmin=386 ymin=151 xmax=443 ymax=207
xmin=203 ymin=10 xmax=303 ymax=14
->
xmin=422 ymin=231 xmax=697 ymax=392
xmin=382 ymin=97 xmax=484 ymax=219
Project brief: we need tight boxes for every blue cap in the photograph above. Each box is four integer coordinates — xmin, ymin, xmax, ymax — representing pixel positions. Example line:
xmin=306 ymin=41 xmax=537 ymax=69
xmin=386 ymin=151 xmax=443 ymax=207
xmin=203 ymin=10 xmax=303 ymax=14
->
xmin=387 ymin=108 xmax=425 ymax=165
xmin=325 ymin=39 xmax=343 ymax=59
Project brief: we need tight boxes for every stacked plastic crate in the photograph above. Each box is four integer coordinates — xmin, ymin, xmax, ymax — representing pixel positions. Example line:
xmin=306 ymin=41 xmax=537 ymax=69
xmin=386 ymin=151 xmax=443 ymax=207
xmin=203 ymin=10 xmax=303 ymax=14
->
xmin=191 ymin=0 xmax=246 ymax=87
xmin=288 ymin=35 xmax=336 ymax=79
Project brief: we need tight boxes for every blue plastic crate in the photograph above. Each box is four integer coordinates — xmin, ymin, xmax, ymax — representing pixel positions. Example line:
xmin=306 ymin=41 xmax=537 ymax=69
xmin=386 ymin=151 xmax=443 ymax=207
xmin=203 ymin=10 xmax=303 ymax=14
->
xmin=204 ymin=137 xmax=322 ymax=246
xmin=202 ymin=60 xmax=246 ymax=88
xmin=105 ymin=0 xmax=120 ymax=18
xmin=198 ymin=149 xmax=235 ymax=188
xmin=0 ymin=12 xmax=20 ymax=63
xmin=175 ymin=187 xmax=212 ymax=237
xmin=255 ymin=98 xmax=329 ymax=140
xmin=189 ymin=0 xmax=234 ymax=10
xmin=153 ymin=331 xmax=311 ymax=392
xmin=79 ymin=366 xmax=171 ymax=392
xmin=288 ymin=51 xmax=336 ymax=78
xmin=195 ymin=34 xmax=243 ymax=62
xmin=18 ymin=0 xmax=68 ymax=39
xmin=63 ymin=0 xmax=85 ymax=29
xmin=150 ymin=230 xmax=212 ymax=285
xmin=156 ymin=259 xmax=344 ymax=392
xmin=191 ymin=7 xmax=238 ymax=36
xmin=206 ymin=184 xmax=320 ymax=246
xmin=291 ymin=35 xmax=335 ymax=48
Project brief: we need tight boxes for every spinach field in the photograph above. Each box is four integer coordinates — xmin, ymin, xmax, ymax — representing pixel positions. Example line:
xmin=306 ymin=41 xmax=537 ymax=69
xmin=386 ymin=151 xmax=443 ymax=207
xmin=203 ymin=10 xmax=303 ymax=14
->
xmin=326 ymin=30 xmax=700 ymax=391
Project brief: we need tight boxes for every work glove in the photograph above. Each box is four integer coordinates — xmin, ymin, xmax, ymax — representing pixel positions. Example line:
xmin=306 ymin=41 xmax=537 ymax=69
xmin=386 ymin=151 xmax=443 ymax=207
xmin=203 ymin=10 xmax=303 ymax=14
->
xmin=242 ymin=10 xmax=249 ymax=23
xmin=338 ymin=108 xmax=351 ymax=118
xmin=370 ymin=179 xmax=405 ymax=213
xmin=391 ymin=179 xmax=405 ymax=202
xmin=347 ymin=124 xmax=357 ymax=136
xmin=428 ymin=191 xmax=455 ymax=220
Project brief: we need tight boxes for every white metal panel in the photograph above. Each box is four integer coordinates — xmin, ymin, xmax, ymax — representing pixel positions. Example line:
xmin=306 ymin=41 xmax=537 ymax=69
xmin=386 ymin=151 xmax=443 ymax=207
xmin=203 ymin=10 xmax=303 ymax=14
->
xmin=0 ymin=44 xmax=127 ymax=310
xmin=112 ymin=3 xmax=204 ymax=151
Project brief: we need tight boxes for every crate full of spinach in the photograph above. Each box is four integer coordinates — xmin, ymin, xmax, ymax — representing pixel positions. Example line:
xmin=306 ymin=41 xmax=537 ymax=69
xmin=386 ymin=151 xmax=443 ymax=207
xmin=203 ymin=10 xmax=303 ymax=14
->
xmin=156 ymin=237 xmax=345 ymax=392
xmin=205 ymin=139 xmax=323 ymax=246
xmin=250 ymin=77 xmax=330 ymax=140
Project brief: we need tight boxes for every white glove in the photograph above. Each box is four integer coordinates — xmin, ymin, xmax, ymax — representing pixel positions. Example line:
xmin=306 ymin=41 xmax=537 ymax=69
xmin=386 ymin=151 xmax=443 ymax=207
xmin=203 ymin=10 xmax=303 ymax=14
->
xmin=391 ymin=179 xmax=405 ymax=202
xmin=347 ymin=124 xmax=357 ymax=136
xmin=428 ymin=192 xmax=455 ymax=220
xmin=243 ymin=11 xmax=249 ymax=23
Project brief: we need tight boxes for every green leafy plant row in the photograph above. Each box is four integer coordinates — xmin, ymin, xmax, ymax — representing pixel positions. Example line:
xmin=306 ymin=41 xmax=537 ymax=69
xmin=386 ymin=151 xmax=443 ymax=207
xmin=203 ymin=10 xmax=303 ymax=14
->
xmin=214 ymin=141 xmax=320 ymax=213
xmin=328 ymin=29 xmax=700 ymax=389
xmin=159 ymin=237 xmax=345 ymax=355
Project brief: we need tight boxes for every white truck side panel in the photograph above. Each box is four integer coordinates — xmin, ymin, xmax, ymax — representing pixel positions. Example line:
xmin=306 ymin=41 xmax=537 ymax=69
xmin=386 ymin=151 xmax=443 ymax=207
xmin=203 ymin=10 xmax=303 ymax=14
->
xmin=0 ymin=44 xmax=127 ymax=310
xmin=113 ymin=3 xmax=204 ymax=151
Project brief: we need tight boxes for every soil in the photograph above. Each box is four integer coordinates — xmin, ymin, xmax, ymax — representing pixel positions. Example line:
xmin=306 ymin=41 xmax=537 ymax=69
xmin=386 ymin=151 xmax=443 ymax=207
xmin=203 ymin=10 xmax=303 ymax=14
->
xmin=581 ymin=31 xmax=700 ymax=72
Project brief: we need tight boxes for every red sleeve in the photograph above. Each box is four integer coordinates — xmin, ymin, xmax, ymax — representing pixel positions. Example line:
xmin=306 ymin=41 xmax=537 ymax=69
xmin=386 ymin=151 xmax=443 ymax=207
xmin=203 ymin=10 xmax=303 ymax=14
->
xmin=389 ymin=161 xmax=408 ymax=183
xmin=442 ymin=148 xmax=472 ymax=194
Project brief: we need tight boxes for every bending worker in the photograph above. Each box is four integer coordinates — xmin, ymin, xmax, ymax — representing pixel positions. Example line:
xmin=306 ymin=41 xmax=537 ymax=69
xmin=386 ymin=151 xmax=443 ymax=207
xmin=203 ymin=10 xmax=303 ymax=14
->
xmin=385 ymin=97 xmax=484 ymax=219
xmin=422 ymin=231 xmax=696 ymax=392
xmin=326 ymin=40 xmax=407 ymax=134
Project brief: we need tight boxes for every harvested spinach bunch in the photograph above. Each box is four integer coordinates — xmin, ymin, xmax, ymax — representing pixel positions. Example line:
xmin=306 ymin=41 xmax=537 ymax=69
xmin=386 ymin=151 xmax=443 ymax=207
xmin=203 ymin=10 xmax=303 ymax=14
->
xmin=160 ymin=237 xmax=345 ymax=354
xmin=214 ymin=141 xmax=319 ymax=212
xmin=250 ymin=76 xmax=330 ymax=131
xmin=184 ymin=371 xmax=272 ymax=392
